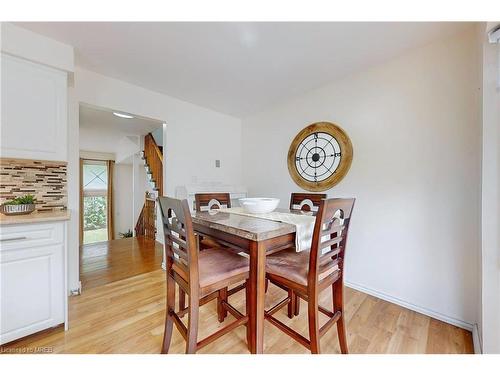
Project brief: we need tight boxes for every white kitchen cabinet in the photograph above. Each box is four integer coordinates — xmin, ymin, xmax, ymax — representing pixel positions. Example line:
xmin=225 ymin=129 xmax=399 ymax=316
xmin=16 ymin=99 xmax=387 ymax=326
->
xmin=0 ymin=221 xmax=67 ymax=345
xmin=1 ymin=53 xmax=68 ymax=161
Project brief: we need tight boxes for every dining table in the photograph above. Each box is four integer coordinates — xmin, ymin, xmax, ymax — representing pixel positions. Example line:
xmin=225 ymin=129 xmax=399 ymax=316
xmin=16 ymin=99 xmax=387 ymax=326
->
xmin=191 ymin=208 xmax=315 ymax=354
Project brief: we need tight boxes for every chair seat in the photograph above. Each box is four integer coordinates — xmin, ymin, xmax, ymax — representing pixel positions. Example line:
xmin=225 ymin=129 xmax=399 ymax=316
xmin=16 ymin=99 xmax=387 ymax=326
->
xmin=266 ymin=248 xmax=339 ymax=286
xmin=199 ymin=248 xmax=249 ymax=288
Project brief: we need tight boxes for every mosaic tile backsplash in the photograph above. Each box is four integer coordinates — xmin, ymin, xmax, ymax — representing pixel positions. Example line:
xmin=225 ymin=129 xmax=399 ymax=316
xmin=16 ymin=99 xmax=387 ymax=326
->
xmin=0 ymin=158 xmax=67 ymax=212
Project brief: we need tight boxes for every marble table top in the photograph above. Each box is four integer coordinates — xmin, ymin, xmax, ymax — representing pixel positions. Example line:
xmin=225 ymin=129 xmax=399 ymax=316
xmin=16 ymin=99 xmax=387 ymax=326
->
xmin=192 ymin=208 xmax=314 ymax=241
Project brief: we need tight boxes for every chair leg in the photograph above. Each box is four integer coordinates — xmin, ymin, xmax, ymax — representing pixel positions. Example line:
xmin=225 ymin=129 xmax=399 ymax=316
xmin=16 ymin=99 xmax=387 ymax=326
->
xmin=217 ymin=287 xmax=228 ymax=323
xmin=245 ymin=282 xmax=251 ymax=351
xmin=162 ymin=274 xmax=176 ymax=354
xmin=178 ymin=289 xmax=186 ymax=316
xmin=287 ymin=289 xmax=295 ymax=318
xmin=333 ymin=281 xmax=348 ymax=354
xmin=265 ymin=278 xmax=269 ymax=293
xmin=294 ymin=294 xmax=300 ymax=316
xmin=308 ymin=295 xmax=321 ymax=354
xmin=185 ymin=293 xmax=200 ymax=354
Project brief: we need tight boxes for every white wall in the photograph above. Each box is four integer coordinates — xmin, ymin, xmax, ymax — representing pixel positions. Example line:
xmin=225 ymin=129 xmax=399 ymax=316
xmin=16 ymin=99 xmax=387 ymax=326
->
xmin=79 ymin=127 xmax=118 ymax=156
xmin=73 ymin=68 xmax=243 ymax=196
xmin=67 ymin=86 xmax=79 ymax=294
xmin=79 ymin=126 xmax=140 ymax=160
xmin=80 ymin=150 xmax=114 ymax=160
xmin=480 ymin=24 xmax=500 ymax=353
xmin=113 ymin=163 xmax=134 ymax=237
xmin=132 ymin=152 xmax=154 ymax=226
xmin=67 ymin=68 xmax=243 ymax=291
xmin=242 ymin=30 xmax=481 ymax=329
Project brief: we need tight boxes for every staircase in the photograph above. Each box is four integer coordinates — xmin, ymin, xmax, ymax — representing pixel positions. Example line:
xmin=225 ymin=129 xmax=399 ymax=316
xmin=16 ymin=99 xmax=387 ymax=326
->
xmin=142 ymin=132 xmax=163 ymax=195
xmin=135 ymin=192 xmax=157 ymax=239
xmin=135 ymin=132 xmax=163 ymax=240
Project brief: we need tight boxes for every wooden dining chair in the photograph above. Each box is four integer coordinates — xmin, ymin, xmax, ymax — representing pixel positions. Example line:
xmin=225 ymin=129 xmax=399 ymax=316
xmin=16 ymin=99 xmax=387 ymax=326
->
xmin=273 ymin=192 xmax=326 ymax=316
xmin=264 ymin=198 xmax=355 ymax=354
xmin=177 ymin=192 xmax=236 ymax=319
xmin=195 ymin=192 xmax=231 ymax=212
xmin=194 ymin=192 xmax=249 ymax=321
xmin=158 ymin=196 xmax=250 ymax=354
xmin=289 ymin=192 xmax=327 ymax=212
xmin=195 ymin=193 xmax=231 ymax=250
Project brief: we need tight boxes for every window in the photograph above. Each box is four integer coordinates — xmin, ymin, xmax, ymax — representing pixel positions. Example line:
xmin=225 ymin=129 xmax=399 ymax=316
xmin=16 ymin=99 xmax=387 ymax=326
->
xmin=82 ymin=160 xmax=108 ymax=244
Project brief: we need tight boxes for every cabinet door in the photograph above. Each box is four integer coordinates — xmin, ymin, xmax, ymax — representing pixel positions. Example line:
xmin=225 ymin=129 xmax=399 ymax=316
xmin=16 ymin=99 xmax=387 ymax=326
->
xmin=1 ymin=53 xmax=67 ymax=161
xmin=0 ymin=239 xmax=65 ymax=344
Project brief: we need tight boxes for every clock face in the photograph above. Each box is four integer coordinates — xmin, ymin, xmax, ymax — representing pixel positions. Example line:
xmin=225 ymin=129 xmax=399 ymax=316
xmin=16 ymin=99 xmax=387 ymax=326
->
xmin=295 ymin=132 xmax=342 ymax=183
xmin=287 ymin=122 xmax=353 ymax=192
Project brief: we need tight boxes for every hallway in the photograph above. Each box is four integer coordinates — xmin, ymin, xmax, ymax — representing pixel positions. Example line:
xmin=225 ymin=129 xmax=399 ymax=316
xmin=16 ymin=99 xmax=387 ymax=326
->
xmin=79 ymin=237 xmax=164 ymax=290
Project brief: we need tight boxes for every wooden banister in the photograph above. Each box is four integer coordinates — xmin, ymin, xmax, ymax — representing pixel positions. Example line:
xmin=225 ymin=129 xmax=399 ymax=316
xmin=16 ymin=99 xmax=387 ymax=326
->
xmin=144 ymin=133 xmax=163 ymax=196
xmin=135 ymin=193 xmax=156 ymax=239
xmin=135 ymin=205 xmax=145 ymax=237
xmin=135 ymin=134 xmax=163 ymax=240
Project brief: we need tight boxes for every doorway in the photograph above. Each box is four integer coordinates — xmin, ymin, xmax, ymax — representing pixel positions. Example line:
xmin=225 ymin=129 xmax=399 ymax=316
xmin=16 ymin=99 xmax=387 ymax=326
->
xmin=78 ymin=103 xmax=165 ymax=291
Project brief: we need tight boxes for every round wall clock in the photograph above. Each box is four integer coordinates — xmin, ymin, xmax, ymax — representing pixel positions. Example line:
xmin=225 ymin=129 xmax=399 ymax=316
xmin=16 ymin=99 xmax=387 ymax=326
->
xmin=287 ymin=122 xmax=353 ymax=192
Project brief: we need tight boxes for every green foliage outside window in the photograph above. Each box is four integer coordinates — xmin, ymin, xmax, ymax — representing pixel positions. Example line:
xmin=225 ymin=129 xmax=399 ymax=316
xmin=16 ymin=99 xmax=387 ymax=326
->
xmin=83 ymin=196 xmax=107 ymax=230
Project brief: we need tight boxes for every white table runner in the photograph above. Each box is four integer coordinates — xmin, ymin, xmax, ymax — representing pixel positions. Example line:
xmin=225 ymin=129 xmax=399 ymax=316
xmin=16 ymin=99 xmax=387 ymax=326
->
xmin=220 ymin=207 xmax=316 ymax=252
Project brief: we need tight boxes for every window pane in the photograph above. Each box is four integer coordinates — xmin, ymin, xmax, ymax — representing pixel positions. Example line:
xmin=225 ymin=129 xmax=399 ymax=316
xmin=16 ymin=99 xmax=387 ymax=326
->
xmin=83 ymin=162 xmax=108 ymax=191
xmin=83 ymin=196 xmax=108 ymax=244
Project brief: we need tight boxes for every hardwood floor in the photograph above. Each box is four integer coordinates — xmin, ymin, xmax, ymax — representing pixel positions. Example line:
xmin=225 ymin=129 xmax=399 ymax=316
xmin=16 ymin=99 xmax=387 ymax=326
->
xmin=1 ymin=269 xmax=473 ymax=354
xmin=80 ymin=237 xmax=164 ymax=290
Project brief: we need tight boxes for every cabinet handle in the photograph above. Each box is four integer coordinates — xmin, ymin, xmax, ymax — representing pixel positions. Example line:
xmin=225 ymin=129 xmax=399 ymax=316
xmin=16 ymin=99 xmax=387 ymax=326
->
xmin=0 ymin=236 xmax=28 ymax=242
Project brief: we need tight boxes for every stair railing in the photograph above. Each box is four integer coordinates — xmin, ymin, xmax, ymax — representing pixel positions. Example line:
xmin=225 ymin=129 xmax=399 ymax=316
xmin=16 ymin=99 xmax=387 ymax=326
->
xmin=135 ymin=132 xmax=163 ymax=240
xmin=135 ymin=192 xmax=157 ymax=240
xmin=144 ymin=133 xmax=163 ymax=196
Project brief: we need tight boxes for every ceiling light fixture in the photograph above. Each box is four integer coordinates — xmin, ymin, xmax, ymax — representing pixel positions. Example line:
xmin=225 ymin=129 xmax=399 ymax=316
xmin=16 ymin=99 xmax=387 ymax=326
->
xmin=113 ymin=112 xmax=134 ymax=119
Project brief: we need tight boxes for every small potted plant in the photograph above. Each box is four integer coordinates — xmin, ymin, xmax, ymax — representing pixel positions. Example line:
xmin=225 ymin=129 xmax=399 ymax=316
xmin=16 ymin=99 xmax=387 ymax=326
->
xmin=119 ymin=229 xmax=133 ymax=239
xmin=0 ymin=194 xmax=37 ymax=215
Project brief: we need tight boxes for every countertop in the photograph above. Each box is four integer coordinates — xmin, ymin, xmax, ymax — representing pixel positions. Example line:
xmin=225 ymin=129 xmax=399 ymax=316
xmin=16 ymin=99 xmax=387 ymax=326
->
xmin=0 ymin=210 xmax=71 ymax=226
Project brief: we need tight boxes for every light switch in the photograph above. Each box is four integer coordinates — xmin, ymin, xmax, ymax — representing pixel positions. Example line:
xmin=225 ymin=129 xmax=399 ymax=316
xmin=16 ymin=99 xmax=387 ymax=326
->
xmin=215 ymin=160 xmax=221 ymax=168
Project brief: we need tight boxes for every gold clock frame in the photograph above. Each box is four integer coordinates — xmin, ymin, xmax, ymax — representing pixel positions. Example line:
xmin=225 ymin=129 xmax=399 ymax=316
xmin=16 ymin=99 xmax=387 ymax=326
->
xmin=287 ymin=122 xmax=353 ymax=192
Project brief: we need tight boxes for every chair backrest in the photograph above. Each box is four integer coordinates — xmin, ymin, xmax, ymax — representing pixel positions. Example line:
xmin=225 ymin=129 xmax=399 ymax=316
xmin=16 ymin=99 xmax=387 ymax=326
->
xmin=308 ymin=198 xmax=355 ymax=287
xmin=158 ymin=196 xmax=199 ymax=292
xmin=195 ymin=193 xmax=231 ymax=212
xmin=289 ymin=193 xmax=327 ymax=212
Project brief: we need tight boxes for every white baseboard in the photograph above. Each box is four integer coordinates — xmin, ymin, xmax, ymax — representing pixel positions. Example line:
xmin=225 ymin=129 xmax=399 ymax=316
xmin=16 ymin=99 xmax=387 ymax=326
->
xmin=344 ymin=279 xmax=474 ymax=332
xmin=472 ymin=323 xmax=482 ymax=354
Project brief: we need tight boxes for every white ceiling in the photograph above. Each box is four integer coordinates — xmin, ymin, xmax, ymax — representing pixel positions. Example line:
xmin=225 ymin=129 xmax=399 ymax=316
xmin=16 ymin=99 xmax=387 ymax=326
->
xmin=18 ymin=22 xmax=471 ymax=117
xmin=79 ymin=104 xmax=163 ymax=135
xmin=79 ymin=105 xmax=163 ymax=163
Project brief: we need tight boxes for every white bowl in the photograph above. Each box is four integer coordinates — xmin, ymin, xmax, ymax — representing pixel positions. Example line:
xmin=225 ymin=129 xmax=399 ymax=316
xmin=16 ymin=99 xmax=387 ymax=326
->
xmin=239 ymin=198 xmax=280 ymax=214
